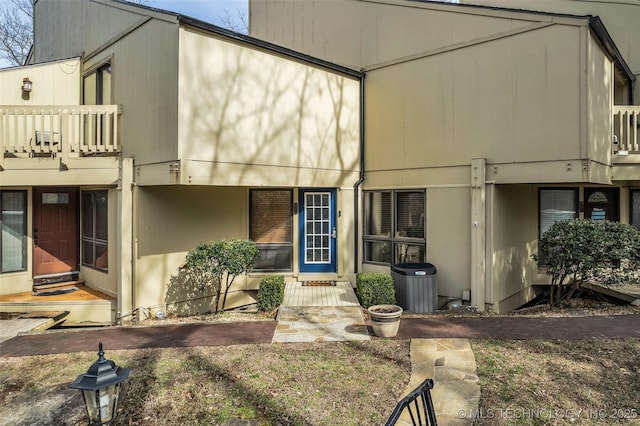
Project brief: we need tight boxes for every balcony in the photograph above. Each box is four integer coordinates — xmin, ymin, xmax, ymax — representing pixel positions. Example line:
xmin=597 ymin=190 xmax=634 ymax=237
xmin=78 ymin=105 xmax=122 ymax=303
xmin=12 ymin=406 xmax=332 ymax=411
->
xmin=0 ymin=105 xmax=120 ymax=161
xmin=613 ymin=105 xmax=640 ymax=155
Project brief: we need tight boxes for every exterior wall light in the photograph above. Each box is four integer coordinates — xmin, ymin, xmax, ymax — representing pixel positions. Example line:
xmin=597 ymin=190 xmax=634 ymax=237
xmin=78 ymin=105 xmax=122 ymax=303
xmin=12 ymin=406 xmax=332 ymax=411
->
xmin=613 ymin=134 xmax=629 ymax=155
xmin=70 ymin=342 xmax=131 ymax=425
xmin=22 ymin=77 xmax=32 ymax=92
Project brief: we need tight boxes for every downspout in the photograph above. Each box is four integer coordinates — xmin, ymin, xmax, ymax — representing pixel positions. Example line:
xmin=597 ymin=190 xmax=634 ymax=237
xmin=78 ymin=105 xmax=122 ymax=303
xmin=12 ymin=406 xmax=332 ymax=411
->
xmin=353 ymin=74 xmax=366 ymax=273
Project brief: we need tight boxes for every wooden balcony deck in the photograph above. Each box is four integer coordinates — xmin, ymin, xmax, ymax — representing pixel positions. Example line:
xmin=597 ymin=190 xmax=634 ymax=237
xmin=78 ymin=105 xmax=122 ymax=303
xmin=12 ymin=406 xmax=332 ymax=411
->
xmin=613 ymin=105 xmax=640 ymax=155
xmin=0 ymin=105 xmax=120 ymax=161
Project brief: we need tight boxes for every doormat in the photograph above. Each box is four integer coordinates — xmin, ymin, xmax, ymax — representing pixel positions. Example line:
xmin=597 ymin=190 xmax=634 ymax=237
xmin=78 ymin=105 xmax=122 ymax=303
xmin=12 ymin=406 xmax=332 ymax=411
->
xmin=33 ymin=273 xmax=79 ymax=286
xmin=33 ymin=287 xmax=78 ymax=297
xmin=301 ymin=281 xmax=336 ymax=287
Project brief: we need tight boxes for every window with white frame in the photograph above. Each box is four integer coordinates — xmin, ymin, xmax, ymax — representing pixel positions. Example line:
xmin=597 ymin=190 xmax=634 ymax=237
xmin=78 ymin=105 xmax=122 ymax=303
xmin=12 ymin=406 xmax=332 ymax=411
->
xmin=1 ymin=191 xmax=27 ymax=273
xmin=364 ymin=190 xmax=425 ymax=265
xmin=82 ymin=191 xmax=108 ymax=271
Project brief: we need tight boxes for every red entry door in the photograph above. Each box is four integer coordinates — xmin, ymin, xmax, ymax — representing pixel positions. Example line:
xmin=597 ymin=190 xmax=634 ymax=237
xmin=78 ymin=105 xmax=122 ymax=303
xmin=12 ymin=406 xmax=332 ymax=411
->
xmin=33 ymin=187 xmax=79 ymax=278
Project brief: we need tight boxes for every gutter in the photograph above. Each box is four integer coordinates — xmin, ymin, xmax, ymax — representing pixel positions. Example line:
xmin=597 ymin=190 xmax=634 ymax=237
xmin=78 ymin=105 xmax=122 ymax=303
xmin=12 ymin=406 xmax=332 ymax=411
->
xmin=589 ymin=16 xmax=635 ymax=103
xmin=353 ymin=74 xmax=366 ymax=273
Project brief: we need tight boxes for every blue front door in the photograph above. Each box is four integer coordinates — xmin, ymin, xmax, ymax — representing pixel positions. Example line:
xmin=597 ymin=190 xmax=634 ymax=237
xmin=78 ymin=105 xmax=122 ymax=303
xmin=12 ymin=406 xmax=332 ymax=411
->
xmin=299 ymin=189 xmax=337 ymax=273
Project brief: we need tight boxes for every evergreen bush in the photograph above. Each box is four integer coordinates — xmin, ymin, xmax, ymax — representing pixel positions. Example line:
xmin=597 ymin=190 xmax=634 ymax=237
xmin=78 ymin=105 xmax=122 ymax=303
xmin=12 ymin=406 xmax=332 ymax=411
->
xmin=356 ymin=272 xmax=397 ymax=308
xmin=533 ymin=219 xmax=640 ymax=305
xmin=184 ymin=239 xmax=259 ymax=313
xmin=256 ymin=275 xmax=285 ymax=312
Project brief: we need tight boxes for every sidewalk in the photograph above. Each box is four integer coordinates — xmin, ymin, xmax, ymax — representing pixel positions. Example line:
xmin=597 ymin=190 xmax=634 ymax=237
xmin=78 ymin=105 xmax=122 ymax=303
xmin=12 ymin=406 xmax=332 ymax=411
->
xmin=0 ymin=321 xmax=277 ymax=357
xmin=395 ymin=314 xmax=640 ymax=340
xmin=2 ymin=314 xmax=639 ymax=358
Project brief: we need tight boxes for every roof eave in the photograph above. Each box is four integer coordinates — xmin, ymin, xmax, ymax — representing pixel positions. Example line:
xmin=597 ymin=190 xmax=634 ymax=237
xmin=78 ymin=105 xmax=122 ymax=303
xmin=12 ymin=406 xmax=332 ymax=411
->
xmin=177 ymin=15 xmax=364 ymax=80
xmin=588 ymin=16 xmax=635 ymax=84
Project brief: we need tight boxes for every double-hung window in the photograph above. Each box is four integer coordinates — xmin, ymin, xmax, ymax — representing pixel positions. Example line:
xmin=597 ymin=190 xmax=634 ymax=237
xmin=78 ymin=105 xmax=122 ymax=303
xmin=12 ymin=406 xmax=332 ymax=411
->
xmin=82 ymin=191 xmax=108 ymax=271
xmin=250 ymin=189 xmax=293 ymax=271
xmin=538 ymin=188 xmax=578 ymax=238
xmin=1 ymin=191 xmax=27 ymax=273
xmin=364 ymin=190 xmax=425 ymax=265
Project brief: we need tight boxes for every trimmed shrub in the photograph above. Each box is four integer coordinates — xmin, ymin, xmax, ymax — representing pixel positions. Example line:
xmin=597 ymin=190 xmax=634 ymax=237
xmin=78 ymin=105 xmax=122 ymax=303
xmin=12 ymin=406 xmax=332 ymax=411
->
xmin=184 ymin=239 xmax=259 ymax=313
xmin=356 ymin=272 xmax=396 ymax=309
xmin=257 ymin=275 xmax=285 ymax=312
xmin=533 ymin=219 xmax=640 ymax=305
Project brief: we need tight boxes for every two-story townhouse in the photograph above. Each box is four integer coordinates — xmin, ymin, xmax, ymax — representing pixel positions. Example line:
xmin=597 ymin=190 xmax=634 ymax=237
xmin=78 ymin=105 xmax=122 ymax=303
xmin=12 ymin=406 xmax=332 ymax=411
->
xmin=3 ymin=0 xmax=637 ymax=323
xmin=0 ymin=0 xmax=362 ymax=325
xmin=250 ymin=0 xmax=640 ymax=312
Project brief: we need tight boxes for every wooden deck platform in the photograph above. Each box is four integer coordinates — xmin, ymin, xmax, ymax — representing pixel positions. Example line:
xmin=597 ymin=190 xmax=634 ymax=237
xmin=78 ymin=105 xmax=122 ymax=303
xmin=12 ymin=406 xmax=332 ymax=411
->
xmin=282 ymin=281 xmax=360 ymax=307
xmin=0 ymin=285 xmax=115 ymax=326
xmin=582 ymin=282 xmax=640 ymax=305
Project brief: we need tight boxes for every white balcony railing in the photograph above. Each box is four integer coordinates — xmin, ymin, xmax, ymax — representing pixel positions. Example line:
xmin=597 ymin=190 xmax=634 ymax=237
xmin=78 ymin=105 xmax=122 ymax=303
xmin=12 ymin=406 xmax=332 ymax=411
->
xmin=0 ymin=105 xmax=120 ymax=159
xmin=613 ymin=105 xmax=640 ymax=154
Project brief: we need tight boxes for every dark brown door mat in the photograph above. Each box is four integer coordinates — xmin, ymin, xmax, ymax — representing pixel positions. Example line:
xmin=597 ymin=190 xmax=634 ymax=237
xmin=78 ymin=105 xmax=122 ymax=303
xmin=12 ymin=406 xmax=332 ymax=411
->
xmin=33 ymin=287 xmax=78 ymax=296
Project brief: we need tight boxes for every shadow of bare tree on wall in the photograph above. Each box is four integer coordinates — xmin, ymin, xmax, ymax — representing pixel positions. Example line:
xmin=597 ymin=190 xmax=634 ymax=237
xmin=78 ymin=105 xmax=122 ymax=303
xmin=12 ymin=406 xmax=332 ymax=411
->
xmin=165 ymin=266 xmax=216 ymax=317
xmin=180 ymin=31 xmax=361 ymax=188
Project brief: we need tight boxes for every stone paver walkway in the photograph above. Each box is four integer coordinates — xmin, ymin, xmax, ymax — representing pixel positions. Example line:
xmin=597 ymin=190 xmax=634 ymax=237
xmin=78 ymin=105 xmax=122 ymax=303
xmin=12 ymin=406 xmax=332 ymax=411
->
xmin=272 ymin=282 xmax=369 ymax=343
xmin=273 ymin=306 xmax=370 ymax=342
xmin=397 ymin=339 xmax=479 ymax=425
xmin=273 ymin=282 xmax=479 ymax=424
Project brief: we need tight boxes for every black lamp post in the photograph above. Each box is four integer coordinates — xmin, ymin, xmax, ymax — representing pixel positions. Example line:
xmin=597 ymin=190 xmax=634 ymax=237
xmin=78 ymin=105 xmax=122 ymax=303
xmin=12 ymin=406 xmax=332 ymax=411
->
xmin=70 ymin=342 xmax=131 ymax=425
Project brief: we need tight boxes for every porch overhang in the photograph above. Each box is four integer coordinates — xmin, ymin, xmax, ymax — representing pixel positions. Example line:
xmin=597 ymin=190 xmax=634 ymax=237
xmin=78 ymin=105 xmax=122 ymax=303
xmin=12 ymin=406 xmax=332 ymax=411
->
xmin=612 ymin=156 xmax=640 ymax=181
xmin=135 ymin=159 xmax=361 ymax=187
xmin=488 ymin=159 xmax=611 ymax=185
xmin=0 ymin=157 xmax=120 ymax=186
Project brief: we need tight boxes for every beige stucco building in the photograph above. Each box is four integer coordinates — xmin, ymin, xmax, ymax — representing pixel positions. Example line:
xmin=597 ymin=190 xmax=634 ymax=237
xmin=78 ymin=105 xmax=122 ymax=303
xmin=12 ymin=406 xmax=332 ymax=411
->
xmin=251 ymin=0 xmax=639 ymax=312
xmin=1 ymin=0 xmax=638 ymax=323
xmin=0 ymin=0 xmax=361 ymax=324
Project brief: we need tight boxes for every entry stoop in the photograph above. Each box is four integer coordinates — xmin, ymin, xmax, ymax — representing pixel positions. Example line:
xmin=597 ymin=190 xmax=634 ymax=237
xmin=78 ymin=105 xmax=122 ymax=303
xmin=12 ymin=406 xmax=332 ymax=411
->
xmin=0 ymin=285 xmax=115 ymax=326
xmin=280 ymin=281 xmax=360 ymax=308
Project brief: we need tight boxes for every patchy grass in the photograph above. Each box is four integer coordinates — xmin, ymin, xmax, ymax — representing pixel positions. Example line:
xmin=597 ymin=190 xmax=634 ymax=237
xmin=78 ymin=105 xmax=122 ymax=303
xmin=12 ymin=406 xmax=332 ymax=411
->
xmin=0 ymin=340 xmax=410 ymax=426
xmin=3 ymin=338 xmax=638 ymax=425
xmin=473 ymin=338 xmax=640 ymax=425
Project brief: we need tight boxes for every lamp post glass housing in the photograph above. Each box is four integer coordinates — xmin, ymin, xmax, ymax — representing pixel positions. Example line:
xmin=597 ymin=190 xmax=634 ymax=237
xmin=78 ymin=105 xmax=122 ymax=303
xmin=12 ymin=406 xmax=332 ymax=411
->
xmin=70 ymin=342 xmax=131 ymax=425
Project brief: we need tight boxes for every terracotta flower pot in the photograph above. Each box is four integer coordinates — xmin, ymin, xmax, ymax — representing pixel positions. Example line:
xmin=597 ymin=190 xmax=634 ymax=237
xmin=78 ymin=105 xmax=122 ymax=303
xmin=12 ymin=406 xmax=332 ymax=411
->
xmin=367 ymin=304 xmax=403 ymax=337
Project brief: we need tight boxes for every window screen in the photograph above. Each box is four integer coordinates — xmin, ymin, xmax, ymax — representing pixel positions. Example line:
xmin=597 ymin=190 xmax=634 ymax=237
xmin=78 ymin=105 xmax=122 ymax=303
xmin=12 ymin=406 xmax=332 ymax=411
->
xmin=250 ymin=189 xmax=293 ymax=271
xmin=539 ymin=189 xmax=578 ymax=237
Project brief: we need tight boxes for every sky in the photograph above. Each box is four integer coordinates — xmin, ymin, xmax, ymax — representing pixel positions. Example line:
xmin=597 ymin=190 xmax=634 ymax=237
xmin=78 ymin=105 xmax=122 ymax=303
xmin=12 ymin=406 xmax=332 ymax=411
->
xmin=0 ymin=0 xmax=248 ymax=68
xmin=146 ymin=0 xmax=248 ymax=27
